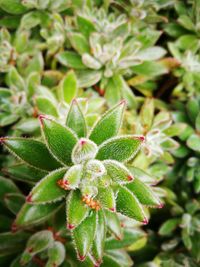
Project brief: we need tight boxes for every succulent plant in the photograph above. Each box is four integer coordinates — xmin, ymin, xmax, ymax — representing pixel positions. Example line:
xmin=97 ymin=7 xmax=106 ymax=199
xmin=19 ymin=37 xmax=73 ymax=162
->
xmin=0 ymin=100 xmax=163 ymax=265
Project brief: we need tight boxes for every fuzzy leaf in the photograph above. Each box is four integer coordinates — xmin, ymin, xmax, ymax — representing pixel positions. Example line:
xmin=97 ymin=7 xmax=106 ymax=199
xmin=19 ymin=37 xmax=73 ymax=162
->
xmin=104 ymin=160 xmax=134 ymax=184
xmin=116 ymin=186 xmax=146 ymax=222
xmin=86 ymin=159 xmax=106 ymax=177
xmin=126 ymin=178 xmax=161 ymax=207
xmin=89 ymin=101 xmax=125 ymax=145
xmin=96 ymin=135 xmax=144 ymax=162
xmin=73 ymin=211 xmax=97 ymax=261
xmin=36 ymin=97 xmax=59 ymax=117
xmin=15 ymin=202 xmax=61 ymax=228
xmin=56 ymin=51 xmax=87 ymax=69
xmin=77 ymin=15 xmax=96 ymax=39
xmin=63 ymin=165 xmax=82 ymax=189
xmin=1 ymin=138 xmax=61 ymax=171
xmin=104 ymin=210 xmax=122 ymax=240
xmin=72 ymin=138 xmax=98 ymax=164
xmin=67 ymin=190 xmax=89 ymax=230
xmin=66 ymin=99 xmax=87 ymax=138
xmin=68 ymin=32 xmax=90 ymax=55
xmin=97 ymin=187 xmax=116 ymax=211
xmin=92 ymin=210 xmax=106 ymax=265
xmin=40 ymin=116 xmax=78 ymax=165
xmin=28 ymin=168 xmax=67 ymax=204
xmin=60 ymin=71 xmax=78 ymax=104
xmin=46 ymin=241 xmax=65 ymax=267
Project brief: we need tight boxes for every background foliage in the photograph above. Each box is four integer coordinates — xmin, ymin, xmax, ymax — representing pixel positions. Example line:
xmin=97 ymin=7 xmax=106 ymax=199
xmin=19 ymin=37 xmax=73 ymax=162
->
xmin=0 ymin=0 xmax=200 ymax=266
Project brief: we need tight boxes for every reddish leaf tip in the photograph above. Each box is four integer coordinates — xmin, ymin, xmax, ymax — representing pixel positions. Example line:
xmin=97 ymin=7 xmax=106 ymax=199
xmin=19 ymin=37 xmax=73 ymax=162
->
xmin=0 ymin=137 xmax=6 ymax=144
xmin=157 ymin=203 xmax=164 ymax=209
xmin=109 ymin=207 xmax=116 ymax=212
xmin=134 ymin=135 xmax=145 ymax=142
xmin=80 ymin=139 xmax=86 ymax=146
xmin=72 ymin=98 xmax=78 ymax=104
xmin=78 ymin=254 xmax=86 ymax=262
xmin=27 ymin=247 xmax=33 ymax=253
xmin=115 ymin=235 xmax=122 ymax=241
xmin=11 ymin=222 xmax=18 ymax=233
xmin=67 ymin=223 xmax=75 ymax=230
xmin=26 ymin=194 xmax=33 ymax=203
xmin=38 ymin=114 xmax=47 ymax=127
xmin=119 ymin=99 xmax=127 ymax=106
xmin=142 ymin=218 xmax=149 ymax=225
xmin=127 ymin=175 xmax=134 ymax=181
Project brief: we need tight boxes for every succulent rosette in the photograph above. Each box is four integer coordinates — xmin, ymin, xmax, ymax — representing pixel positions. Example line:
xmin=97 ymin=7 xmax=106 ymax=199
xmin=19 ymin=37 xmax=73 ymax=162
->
xmin=1 ymin=100 xmax=162 ymax=265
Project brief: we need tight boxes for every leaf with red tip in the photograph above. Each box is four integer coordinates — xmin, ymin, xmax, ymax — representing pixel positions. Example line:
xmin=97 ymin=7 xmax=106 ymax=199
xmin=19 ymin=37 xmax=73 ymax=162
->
xmin=40 ymin=117 xmax=78 ymax=165
xmin=92 ymin=210 xmax=106 ymax=265
xmin=96 ymin=135 xmax=144 ymax=162
xmin=1 ymin=138 xmax=61 ymax=171
xmin=63 ymin=165 xmax=82 ymax=189
xmin=89 ymin=101 xmax=126 ymax=145
xmin=104 ymin=210 xmax=122 ymax=240
xmin=104 ymin=160 xmax=134 ymax=184
xmin=116 ymin=186 xmax=146 ymax=222
xmin=67 ymin=190 xmax=89 ymax=230
xmin=97 ymin=187 xmax=115 ymax=211
xmin=28 ymin=168 xmax=67 ymax=204
xmin=126 ymin=178 xmax=161 ymax=207
xmin=15 ymin=202 xmax=61 ymax=228
xmin=66 ymin=99 xmax=87 ymax=138
xmin=72 ymin=211 xmax=97 ymax=261
xmin=46 ymin=241 xmax=65 ymax=267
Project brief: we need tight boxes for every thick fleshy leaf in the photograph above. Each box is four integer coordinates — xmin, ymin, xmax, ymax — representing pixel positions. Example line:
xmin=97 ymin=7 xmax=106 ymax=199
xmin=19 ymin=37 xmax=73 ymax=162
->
xmin=126 ymin=178 xmax=161 ymax=207
xmin=105 ymin=228 xmax=145 ymax=250
xmin=0 ymin=176 xmax=20 ymax=201
xmin=60 ymin=70 xmax=78 ymax=104
xmin=77 ymin=15 xmax=96 ymax=39
xmin=66 ymin=99 xmax=87 ymax=138
xmin=72 ymin=138 xmax=98 ymax=164
xmin=102 ymin=250 xmax=133 ymax=267
xmin=97 ymin=187 xmax=116 ymax=211
xmin=159 ymin=218 xmax=180 ymax=236
xmin=35 ymin=97 xmax=59 ymax=117
xmin=68 ymin=32 xmax=90 ymax=55
xmin=28 ymin=168 xmax=67 ymax=204
xmin=89 ymin=101 xmax=126 ymax=145
xmin=46 ymin=241 xmax=65 ymax=267
xmin=21 ymin=230 xmax=54 ymax=265
xmin=187 ymin=134 xmax=200 ymax=152
xmin=116 ymin=186 xmax=146 ymax=223
xmin=4 ymin=193 xmax=25 ymax=215
xmin=104 ymin=160 xmax=134 ymax=184
xmin=15 ymin=202 xmax=61 ymax=228
xmin=96 ymin=135 xmax=144 ymax=162
xmin=40 ymin=116 xmax=78 ymax=165
xmin=72 ymin=211 xmax=97 ymax=261
xmin=1 ymin=138 xmax=61 ymax=171
xmin=140 ymin=98 xmax=154 ymax=130
xmin=104 ymin=210 xmax=122 ymax=240
xmin=92 ymin=210 xmax=106 ymax=265
xmin=63 ymin=165 xmax=82 ymax=189
xmin=56 ymin=51 xmax=87 ymax=69
xmin=86 ymin=159 xmax=106 ymax=177
xmin=67 ymin=190 xmax=89 ymax=230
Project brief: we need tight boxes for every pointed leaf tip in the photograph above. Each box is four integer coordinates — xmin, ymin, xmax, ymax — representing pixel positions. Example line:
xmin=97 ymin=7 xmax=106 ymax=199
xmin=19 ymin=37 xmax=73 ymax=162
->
xmin=157 ymin=203 xmax=164 ymax=209
xmin=67 ymin=224 xmax=75 ymax=230
xmin=26 ymin=194 xmax=32 ymax=203
xmin=143 ymin=218 xmax=149 ymax=225
xmin=11 ymin=222 xmax=18 ymax=233
xmin=78 ymin=254 xmax=86 ymax=261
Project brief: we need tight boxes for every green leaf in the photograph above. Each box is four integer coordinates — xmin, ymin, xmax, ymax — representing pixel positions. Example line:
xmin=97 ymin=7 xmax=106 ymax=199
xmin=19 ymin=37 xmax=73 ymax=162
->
xmin=104 ymin=77 xmax=121 ymax=107
xmin=56 ymin=51 xmax=87 ymax=69
xmin=66 ymin=99 xmax=87 ymax=138
xmin=195 ymin=111 xmax=200 ymax=132
xmin=0 ymin=231 xmax=29 ymax=253
xmin=40 ymin=116 xmax=78 ymax=165
xmin=89 ymin=101 xmax=125 ymax=145
xmin=76 ymin=70 xmax=102 ymax=87
xmin=73 ymin=211 xmax=97 ymax=261
xmin=104 ymin=210 xmax=122 ymax=240
xmin=28 ymin=168 xmax=67 ymax=204
xmin=102 ymin=250 xmax=132 ymax=267
xmin=186 ymin=98 xmax=199 ymax=125
xmin=96 ymin=135 xmax=144 ymax=162
xmin=67 ymin=190 xmax=89 ymax=230
xmin=0 ymin=176 xmax=20 ymax=201
xmin=92 ymin=210 xmax=105 ymax=265
xmin=116 ymin=186 xmax=146 ymax=223
xmin=2 ymin=137 xmax=61 ymax=171
xmin=63 ymin=165 xmax=82 ymax=189
xmin=0 ymin=0 xmax=28 ymax=15
xmin=4 ymin=193 xmax=25 ymax=215
xmin=136 ymin=47 xmax=166 ymax=61
xmin=82 ymin=53 xmax=102 ymax=69
xmin=36 ymin=97 xmax=59 ymax=117
xmin=8 ymin=67 xmax=25 ymax=91
xmin=97 ymin=187 xmax=115 ymax=211
xmin=187 ymin=134 xmax=200 ymax=152
xmin=46 ymin=241 xmax=65 ymax=267
xmin=104 ymin=160 xmax=134 ymax=184
xmin=77 ymin=15 xmax=96 ymax=39
xmin=68 ymin=32 xmax=90 ymax=55
xmin=72 ymin=138 xmax=97 ymax=164
xmin=126 ymin=178 xmax=161 ymax=207
xmin=140 ymin=98 xmax=154 ymax=130
xmin=21 ymin=230 xmax=54 ymax=265
xmin=15 ymin=202 xmax=61 ymax=228
xmin=159 ymin=218 xmax=180 ymax=236
xmin=60 ymin=70 xmax=78 ymax=104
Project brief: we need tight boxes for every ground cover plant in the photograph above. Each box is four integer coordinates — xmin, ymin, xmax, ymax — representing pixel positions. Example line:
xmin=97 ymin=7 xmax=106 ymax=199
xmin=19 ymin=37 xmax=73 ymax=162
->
xmin=0 ymin=0 xmax=200 ymax=267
